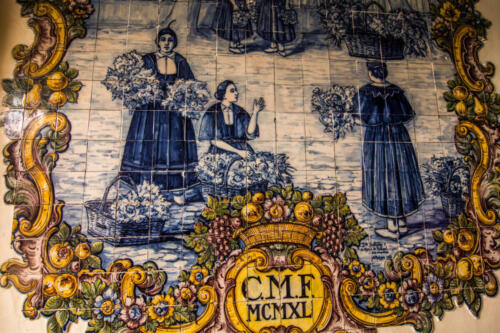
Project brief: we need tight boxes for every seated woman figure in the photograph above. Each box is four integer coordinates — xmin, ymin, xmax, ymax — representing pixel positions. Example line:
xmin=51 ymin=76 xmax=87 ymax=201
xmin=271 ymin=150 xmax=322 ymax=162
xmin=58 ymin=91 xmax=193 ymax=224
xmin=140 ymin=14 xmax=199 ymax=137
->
xmin=199 ymin=80 xmax=264 ymax=159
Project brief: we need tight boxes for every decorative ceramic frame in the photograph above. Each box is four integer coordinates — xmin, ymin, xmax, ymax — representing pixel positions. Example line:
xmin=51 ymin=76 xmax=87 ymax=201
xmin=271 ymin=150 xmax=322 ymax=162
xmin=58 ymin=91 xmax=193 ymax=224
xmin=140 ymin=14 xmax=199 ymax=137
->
xmin=2 ymin=0 xmax=500 ymax=332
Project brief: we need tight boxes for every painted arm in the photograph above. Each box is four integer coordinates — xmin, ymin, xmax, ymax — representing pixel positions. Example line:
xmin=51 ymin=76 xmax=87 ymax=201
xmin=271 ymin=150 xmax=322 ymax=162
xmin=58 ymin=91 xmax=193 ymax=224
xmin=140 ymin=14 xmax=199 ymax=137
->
xmin=210 ymin=140 xmax=248 ymax=159
xmin=247 ymin=98 xmax=265 ymax=136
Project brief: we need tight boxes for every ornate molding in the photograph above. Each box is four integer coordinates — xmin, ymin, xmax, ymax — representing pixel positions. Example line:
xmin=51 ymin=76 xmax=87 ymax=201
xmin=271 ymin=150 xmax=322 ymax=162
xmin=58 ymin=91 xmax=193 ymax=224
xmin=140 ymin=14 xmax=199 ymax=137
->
xmin=14 ymin=2 xmax=68 ymax=78
xmin=455 ymin=120 xmax=496 ymax=225
xmin=452 ymin=24 xmax=494 ymax=93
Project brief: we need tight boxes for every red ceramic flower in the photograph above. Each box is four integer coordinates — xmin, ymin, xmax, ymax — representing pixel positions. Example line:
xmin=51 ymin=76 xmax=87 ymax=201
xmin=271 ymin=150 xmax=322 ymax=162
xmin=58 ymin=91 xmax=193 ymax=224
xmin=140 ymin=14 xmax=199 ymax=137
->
xmin=68 ymin=0 xmax=94 ymax=19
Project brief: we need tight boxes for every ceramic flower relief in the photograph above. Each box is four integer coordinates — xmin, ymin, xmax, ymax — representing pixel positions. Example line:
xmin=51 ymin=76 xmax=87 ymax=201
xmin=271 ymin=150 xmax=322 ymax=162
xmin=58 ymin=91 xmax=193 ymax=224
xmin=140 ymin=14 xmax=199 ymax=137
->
xmin=149 ymin=294 xmax=175 ymax=323
xmin=263 ymin=195 xmax=291 ymax=223
xmin=174 ymin=282 xmax=197 ymax=306
xmin=94 ymin=289 xmax=122 ymax=323
xmin=348 ymin=260 xmax=365 ymax=278
xmin=189 ymin=266 xmax=209 ymax=286
xmin=423 ymin=274 xmax=445 ymax=304
xmin=68 ymin=0 xmax=94 ymax=18
xmin=440 ymin=2 xmax=461 ymax=22
xmin=120 ymin=297 xmax=148 ymax=331
xmin=378 ymin=282 xmax=400 ymax=309
xmin=399 ymin=279 xmax=424 ymax=313
xmin=358 ymin=271 xmax=380 ymax=295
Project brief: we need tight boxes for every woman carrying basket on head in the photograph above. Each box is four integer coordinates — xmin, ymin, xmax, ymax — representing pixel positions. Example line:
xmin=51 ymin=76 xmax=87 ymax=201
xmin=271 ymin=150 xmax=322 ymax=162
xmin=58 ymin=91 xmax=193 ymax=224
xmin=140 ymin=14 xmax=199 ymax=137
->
xmin=198 ymin=80 xmax=264 ymax=159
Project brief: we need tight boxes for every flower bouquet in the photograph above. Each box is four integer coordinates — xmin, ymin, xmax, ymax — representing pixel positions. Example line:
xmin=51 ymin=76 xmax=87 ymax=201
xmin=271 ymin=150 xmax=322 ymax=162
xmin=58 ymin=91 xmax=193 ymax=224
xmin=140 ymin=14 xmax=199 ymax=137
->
xmin=161 ymin=80 xmax=210 ymax=119
xmin=311 ymin=85 xmax=358 ymax=142
xmin=101 ymin=51 xmax=163 ymax=110
xmin=278 ymin=7 xmax=298 ymax=25
xmin=421 ymin=156 xmax=469 ymax=217
xmin=232 ymin=10 xmax=250 ymax=28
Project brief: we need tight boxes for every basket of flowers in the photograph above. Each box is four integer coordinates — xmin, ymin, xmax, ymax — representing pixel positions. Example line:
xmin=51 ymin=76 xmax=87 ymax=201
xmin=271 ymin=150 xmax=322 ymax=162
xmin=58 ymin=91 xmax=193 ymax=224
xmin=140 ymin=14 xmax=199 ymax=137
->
xmin=195 ymin=152 xmax=294 ymax=199
xmin=421 ymin=156 xmax=469 ymax=217
xmin=85 ymin=176 xmax=171 ymax=246
xmin=318 ymin=0 xmax=429 ymax=59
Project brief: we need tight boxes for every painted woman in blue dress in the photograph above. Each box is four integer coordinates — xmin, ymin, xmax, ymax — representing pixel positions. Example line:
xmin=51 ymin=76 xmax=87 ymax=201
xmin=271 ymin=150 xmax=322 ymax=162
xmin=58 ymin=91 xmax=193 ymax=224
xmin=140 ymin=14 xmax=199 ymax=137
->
xmin=361 ymin=62 xmax=425 ymax=240
xmin=257 ymin=0 xmax=296 ymax=56
xmin=212 ymin=0 xmax=252 ymax=54
xmin=198 ymin=80 xmax=264 ymax=159
xmin=120 ymin=27 xmax=198 ymax=205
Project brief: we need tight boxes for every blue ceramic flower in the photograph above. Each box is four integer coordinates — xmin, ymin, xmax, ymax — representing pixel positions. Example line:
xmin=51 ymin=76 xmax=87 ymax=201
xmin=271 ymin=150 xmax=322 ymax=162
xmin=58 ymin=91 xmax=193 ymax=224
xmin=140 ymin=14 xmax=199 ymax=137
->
xmin=94 ymin=289 xmax=122 ymax=322
xmin=423 ymin=274 xmax=444 ymax=304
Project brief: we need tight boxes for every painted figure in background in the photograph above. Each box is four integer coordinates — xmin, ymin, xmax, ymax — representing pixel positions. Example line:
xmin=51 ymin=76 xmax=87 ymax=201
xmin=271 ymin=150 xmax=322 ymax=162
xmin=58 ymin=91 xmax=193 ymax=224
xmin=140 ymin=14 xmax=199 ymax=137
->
xmin=257 ymin=0 xmax=297 ymax=56
xmin=212 ymin=0 xmax=252 ymax=54
xmin=199 ymin=80 xmax=264 ymax=159
xmin=360 ymin=61 xmax=425 ymax=239
xmin=120 ymin=27 xmax=198 ymax=205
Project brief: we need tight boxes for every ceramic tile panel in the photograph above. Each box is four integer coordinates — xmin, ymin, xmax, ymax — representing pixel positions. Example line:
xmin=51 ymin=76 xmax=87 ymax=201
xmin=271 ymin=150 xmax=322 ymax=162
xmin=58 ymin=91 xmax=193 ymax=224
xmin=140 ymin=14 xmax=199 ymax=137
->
xmin=1 ymin=0 xmax=500 ymax=332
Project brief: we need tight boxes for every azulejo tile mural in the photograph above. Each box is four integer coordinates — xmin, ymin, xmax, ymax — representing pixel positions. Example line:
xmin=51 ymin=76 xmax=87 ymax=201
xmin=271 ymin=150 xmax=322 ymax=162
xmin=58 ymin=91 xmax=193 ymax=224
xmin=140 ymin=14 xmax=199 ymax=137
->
xmin=1 ymin=0 xmax=500 ymax=332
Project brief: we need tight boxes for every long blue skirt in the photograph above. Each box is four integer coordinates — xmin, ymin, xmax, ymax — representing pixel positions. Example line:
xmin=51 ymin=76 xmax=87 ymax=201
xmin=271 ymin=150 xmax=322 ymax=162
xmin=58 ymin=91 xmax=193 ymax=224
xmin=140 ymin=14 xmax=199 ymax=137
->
xmin=362 ymin=123 xmax=425 ymax=218
xmin=121 ymin=106 xmax=198 ymax=191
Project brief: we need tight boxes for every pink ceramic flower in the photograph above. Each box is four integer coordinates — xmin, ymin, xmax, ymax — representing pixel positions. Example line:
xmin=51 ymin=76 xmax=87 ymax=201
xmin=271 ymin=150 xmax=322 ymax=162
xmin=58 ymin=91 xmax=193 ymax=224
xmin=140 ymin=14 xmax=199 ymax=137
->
xmin=68 ymin=0 xmax=94 ymax=19
xmin=174 ymin=281 xmax=197 ymax=305
xmin=119 ymin=297 xmax=148 ymax=330
xmin=358 ymin=271 xmax=380 ymax=295
xmin=399 ymin=279 xmax=424 ymax=313
xmin=263 ymin=196 xmax=291 ymax=223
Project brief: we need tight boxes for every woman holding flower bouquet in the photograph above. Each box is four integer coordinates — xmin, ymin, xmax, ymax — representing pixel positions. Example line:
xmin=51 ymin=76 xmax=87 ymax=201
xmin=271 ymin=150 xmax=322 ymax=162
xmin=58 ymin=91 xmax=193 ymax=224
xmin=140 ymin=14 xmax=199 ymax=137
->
xmin=120 ymin=27 xmax=199 ymax=205
xmin=199 ymin=80 xmax=264 ymax=160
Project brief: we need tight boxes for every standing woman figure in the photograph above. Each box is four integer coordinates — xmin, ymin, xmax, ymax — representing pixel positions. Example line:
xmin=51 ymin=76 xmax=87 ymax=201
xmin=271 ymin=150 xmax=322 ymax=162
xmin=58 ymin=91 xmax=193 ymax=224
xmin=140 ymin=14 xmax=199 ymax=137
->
xmin=212 ymin=0 xmax=252 ymax=54
xmin=120 ymin=27 xmax=199 ymax=205
xmin=360 ymin=62 xmax=425 ymax=239
xmin=257 ymin=0 xmax=296 ymax=56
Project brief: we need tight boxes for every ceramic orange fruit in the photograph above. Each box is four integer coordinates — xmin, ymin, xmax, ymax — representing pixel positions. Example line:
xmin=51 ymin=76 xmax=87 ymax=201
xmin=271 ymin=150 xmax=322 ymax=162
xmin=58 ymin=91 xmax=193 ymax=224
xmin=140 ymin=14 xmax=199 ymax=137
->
xmin=49 ymin=243 xmax=74 ymax=268
xmin=456 ymin=257 xmax=473 ymax=281
xmin=42 ymin=274 xmax=58 ymax=296
xmin=443 ymin=229 xmax=456 ymax=244
xmin=453 ymin=86 xmax=468 ymax=101
xmin=294 ymin=201 xmax=314 ymax=223
xmin=55 ymin=274 xmax=78 ymax=298
xmin=49 ymin=91 xmax=68 ymax=107
xmin=75 ymin=243 xmax=91 ymax=259
xmin=470 ymin=255 xmax=484 ymax=276
xmin=302 ymin=191 xmax=313 ymax=201
xmin=251 ymin=192 xmax=265 ymax=204
xmin=46 ymin=72 xmax=69 ymax=91
xmin=457 ymin=229 xmax=475 ymax=252
xmin=241 ymin=203 xmax=263 ymax=223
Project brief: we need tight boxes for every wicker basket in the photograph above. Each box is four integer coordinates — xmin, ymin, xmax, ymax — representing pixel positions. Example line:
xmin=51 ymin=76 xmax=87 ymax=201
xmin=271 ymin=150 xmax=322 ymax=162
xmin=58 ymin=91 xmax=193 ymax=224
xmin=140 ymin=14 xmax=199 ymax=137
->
xmin=345 ymin=33 xmax=404 ymax=60
xmin=85 ymin=176 xmax=166 ymax=246
xmin=440 ymin=192 xmax=466 ymax=218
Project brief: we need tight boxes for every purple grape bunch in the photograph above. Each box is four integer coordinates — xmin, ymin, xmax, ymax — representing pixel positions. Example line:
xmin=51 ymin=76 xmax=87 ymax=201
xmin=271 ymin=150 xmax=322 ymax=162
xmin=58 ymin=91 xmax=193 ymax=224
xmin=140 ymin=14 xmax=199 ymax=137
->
xmin=313 ymin=213 xmax=346 ymax=256
xmin=207 ymin=215 xmax=235 ymax=261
